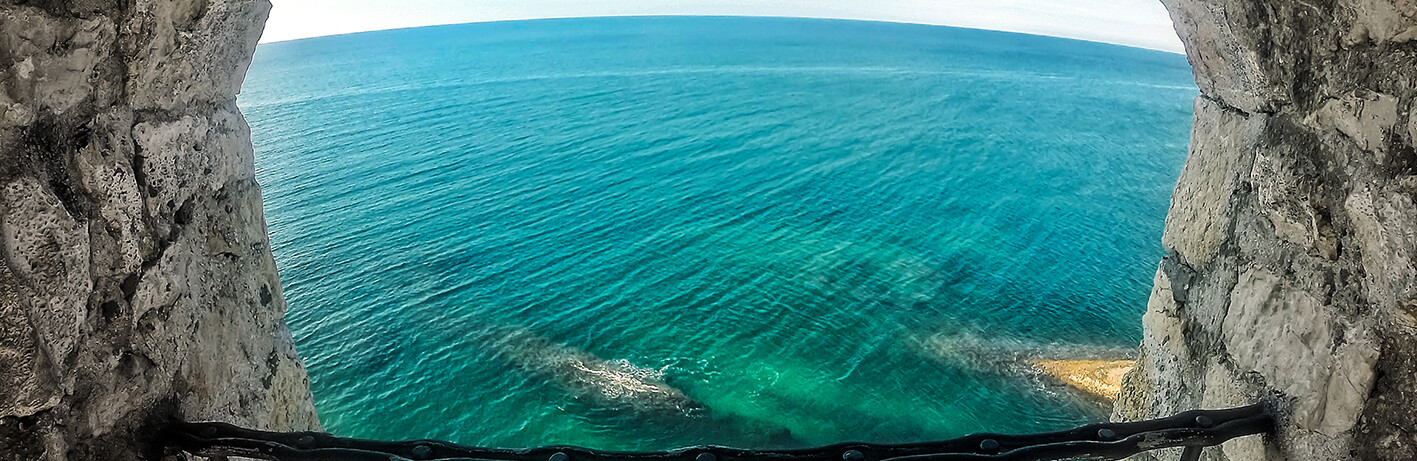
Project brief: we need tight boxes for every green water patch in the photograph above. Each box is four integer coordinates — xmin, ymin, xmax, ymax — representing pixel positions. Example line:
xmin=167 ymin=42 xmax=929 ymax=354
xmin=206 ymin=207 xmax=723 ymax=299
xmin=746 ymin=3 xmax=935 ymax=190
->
xmin=243 ymin=16 xmax=1193 ymax=450
xmin=378 ymin=214 xmax=1125 ymax=449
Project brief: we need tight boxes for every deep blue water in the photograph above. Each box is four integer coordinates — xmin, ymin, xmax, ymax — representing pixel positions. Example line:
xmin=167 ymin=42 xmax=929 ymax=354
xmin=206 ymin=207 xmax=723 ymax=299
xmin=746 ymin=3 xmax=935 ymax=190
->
xmin=239 ymin=16 xmax=1195 ymax=451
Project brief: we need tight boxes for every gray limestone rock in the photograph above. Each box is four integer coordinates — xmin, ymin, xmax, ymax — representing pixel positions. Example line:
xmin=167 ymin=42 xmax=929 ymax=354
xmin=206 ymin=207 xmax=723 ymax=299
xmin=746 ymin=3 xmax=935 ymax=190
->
xmin=1117 ymin=0 xmax=1417 ymax=459
xmin=0 ymin=1 xmax=318 ymax=459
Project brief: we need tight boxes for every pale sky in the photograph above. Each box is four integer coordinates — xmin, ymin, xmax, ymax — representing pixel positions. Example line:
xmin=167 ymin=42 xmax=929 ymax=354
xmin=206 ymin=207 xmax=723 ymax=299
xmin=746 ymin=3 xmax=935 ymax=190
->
xmin=262 ymin=0 xmax=1184 ymax=53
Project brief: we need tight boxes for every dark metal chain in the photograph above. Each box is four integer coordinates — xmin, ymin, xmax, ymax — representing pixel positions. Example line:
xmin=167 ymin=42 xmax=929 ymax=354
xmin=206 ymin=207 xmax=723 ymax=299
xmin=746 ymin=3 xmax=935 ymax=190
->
xmin=164 ymin=403 xmax=1270 ymax=461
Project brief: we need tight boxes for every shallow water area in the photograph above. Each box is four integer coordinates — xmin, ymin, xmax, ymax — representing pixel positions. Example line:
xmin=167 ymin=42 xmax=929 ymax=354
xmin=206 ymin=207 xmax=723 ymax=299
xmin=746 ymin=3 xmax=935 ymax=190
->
xmin=239 ymin=16 xmax=1196 ymax=450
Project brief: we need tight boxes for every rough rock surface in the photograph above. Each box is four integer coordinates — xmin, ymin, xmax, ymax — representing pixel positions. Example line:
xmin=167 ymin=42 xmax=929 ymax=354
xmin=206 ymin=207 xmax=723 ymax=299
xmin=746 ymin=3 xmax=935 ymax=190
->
xmin=0 ymin=1 xmax=319 ymax=459
xmin=1031 ymin=359 xmax=1134 ymax=402
xmin=1115 ymin=0 xmax=1417 ymax=460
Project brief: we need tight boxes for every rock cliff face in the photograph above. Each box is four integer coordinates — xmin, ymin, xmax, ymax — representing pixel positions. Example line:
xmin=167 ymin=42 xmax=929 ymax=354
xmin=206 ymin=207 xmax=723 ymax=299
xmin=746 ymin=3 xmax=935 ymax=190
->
xmin=1115 ymin=0 xmax=1417 ymax=460
xmin=0 ymin=1 xmax=319 ymax=459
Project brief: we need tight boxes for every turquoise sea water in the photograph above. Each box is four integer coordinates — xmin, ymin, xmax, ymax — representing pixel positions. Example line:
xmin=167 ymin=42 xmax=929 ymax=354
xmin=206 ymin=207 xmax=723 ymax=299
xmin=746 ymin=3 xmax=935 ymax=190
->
xmin=239 ymin=16 xmax=1196 ymax=451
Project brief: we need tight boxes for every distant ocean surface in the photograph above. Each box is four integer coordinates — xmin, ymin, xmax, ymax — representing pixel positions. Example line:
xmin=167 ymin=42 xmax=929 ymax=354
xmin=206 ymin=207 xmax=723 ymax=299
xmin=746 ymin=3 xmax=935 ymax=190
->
xmin=239 ymin=16 xmax=1196 ymax=450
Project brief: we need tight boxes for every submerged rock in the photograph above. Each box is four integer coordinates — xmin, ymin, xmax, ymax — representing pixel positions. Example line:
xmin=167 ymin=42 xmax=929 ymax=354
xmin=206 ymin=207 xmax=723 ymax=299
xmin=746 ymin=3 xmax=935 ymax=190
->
xmin=910 ymin=329 xmax=1134 ymax=376
xmin=1030 ymin=359 xmax=1134 ymax=402
xmin=487 ymin=327 xmax=706 ymax=417
xmin=909 ymin=329 xmax=1136 ymax=409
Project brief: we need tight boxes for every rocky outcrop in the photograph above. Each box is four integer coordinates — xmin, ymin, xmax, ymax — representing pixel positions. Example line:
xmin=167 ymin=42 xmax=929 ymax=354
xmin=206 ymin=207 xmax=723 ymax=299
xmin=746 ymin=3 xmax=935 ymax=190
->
xmin=0 ymin=1 xmax=319 ymax=459
xmin=1116 ymin=0 xmax=1417 ymax=460
xmin=1032 ymin=359 xmax=1134 ymax=402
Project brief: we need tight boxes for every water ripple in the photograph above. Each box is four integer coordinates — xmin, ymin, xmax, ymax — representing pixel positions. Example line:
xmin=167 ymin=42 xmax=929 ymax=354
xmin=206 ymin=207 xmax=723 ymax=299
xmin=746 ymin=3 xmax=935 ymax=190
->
xmin=242 ymin=16 xmax=1194 ymax=451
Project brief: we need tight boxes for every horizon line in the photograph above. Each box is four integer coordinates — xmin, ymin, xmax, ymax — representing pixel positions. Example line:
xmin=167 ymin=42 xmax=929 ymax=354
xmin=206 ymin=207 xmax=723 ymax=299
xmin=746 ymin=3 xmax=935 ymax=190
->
xmin=256 ymin=14 xmax=1187 ymax=55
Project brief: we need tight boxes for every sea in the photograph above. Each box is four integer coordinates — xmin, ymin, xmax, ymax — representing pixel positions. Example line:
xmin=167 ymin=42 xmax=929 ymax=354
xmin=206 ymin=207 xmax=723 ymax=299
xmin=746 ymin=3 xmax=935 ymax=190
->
xmin=238 ymin=16 xmax=1197 ymax=451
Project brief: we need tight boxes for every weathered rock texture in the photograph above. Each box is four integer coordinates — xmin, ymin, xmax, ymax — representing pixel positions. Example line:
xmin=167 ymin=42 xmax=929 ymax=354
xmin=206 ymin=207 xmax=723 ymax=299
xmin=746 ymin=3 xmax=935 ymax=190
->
xmin=1115 ymin=0 xmax=1417 ymax=460
xmin=0 ymin=1 xmax=319 ymax=459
